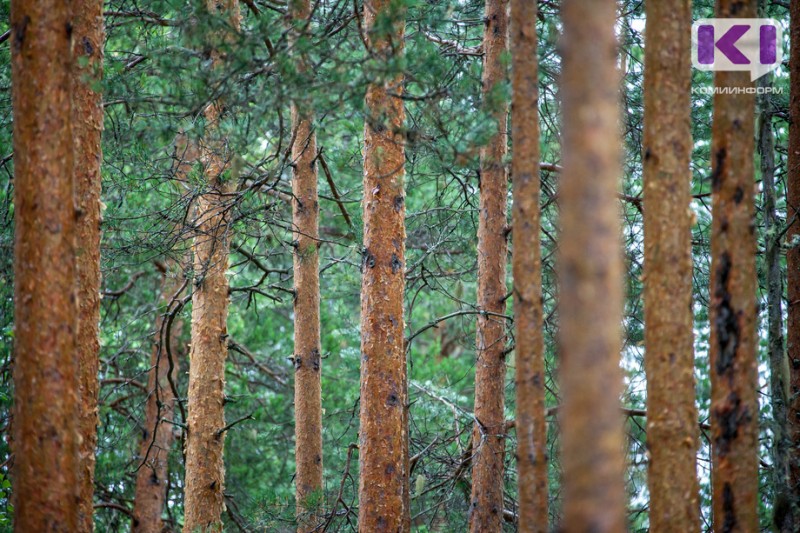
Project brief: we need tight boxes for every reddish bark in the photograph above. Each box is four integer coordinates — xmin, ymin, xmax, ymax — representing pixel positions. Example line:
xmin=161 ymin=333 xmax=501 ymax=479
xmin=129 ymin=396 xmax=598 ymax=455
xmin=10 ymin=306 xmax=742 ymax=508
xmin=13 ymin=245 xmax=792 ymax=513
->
xmin=559 ymin=1 xmax=626 ymax=531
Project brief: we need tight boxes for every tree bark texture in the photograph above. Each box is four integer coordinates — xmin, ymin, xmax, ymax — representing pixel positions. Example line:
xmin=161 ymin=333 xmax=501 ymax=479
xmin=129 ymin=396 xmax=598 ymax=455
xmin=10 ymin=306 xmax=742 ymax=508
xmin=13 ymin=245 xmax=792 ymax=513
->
xmin=787 ymin=1 xmax=800 ymax=529
xmin=358 ymin=0 xmax=408 ymax=530
xmin=289 ymin=0 xmax=323 ymax=530
xmin=183 ymin=1 xmax=240 ymax=531
xmin=10 ymin=0 xmax=81 ymax=530
xmin=641 ymin=1 xmax=700 ymax=531
xmin=709 ymin=2 xmax=759 ymax=532
xmin=708 ymin=1 xmax=760 ymax=531
xmin=558 ymin=1 xmax=626 ymax=531
xmin=72 ymin=1 xmax=105 ymax=529
xmin=510 ymin=0 xmax=547 ymax=531
xmin=469 ymin=0 xmax=509 ymax=530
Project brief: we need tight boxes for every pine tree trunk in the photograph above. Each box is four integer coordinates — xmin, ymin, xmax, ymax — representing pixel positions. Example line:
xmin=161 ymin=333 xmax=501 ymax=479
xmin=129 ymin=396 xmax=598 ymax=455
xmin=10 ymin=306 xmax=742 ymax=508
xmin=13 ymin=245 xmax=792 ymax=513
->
xmin=183 ymin=2 xmax=240 ymax=531
xmin=10 ymin=0 xmax=81 ymax=530
xmin=469 ymin=0 xmax=509 ymax=530
xmin=787 ymin=2 xmax=800 ymax=529
xmin=709 ymin=2 xmax=759 ymax=531
xmin=289 ymin=0 xmax=323 ymax=530
xmin=509 ymin=1 xmax=547 ymax=530
xmin=358 ymin=1 xmax=408 ymax=530
xmin=641 ymin=1 xmax=700 ymax=530
xmin=133 ymin=261 xmax=185 ymax=533
xmin=558 ymin=1 xmax=626 ymax=531
xmin=72 ymin=1 xmax=105 ymax=529
xmin=759 ymin=69 xmax=792 ymax=532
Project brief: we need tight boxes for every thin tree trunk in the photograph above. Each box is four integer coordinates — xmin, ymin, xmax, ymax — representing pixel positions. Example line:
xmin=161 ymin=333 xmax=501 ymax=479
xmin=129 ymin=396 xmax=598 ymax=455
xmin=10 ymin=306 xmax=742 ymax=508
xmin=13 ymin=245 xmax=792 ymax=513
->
xmin=469 ymin=0 xmax=509 ymax=530
xmin=558 ymin=1 xmax=626 ymax=531
xmin=73 ymin=1 xmax=105 ymax=530
xmin=10 ymin=0 xmax=81 ymax=530
xmin=709 ymin=2 xmax=758 ymax=531
xmin=759 ymin=69 xmax=792 ymax=532
xmin=641 ymin=0 xmax=700 ymax=530
xmin=787 ymin=2 xmax=800 ymax=529
xmin=358 ymin=0 xmax=408 ymax=530
xmin=510 ymin=0 xmax=547 ymax=530
xmin=289 ymin=0 xmax=323 ymax=530
xmin=183 ymin=2 xmax=240 ymax=531
xmin=133 ymin=262 xmax=185 ymax=533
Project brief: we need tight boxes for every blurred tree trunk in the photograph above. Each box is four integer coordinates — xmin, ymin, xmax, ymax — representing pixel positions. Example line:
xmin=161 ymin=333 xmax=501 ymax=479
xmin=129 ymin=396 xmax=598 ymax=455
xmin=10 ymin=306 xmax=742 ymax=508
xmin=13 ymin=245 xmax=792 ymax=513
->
xmin=641 ymin=1 xmax=700 ymax=531
xmin=358 ymin=0 xmax=408 ymax=530
xmin=133 ymin=261 xmax=186 ymax=533
xmin=709 ymin=1 xmax=759 ymax=531
xmin=289 ymin=0 xmax=323 ymax=530
xmin=10 ymin=0 xmax=81 ymax=530
xmin=558 ymin=1 xmax=626 ymax=531
xmin=787 ymin=1 xmax=800 ymax=529
xmin=759 ymin=68 xmax=792 ymax=532
xmin=469 ymin=0 xmax=509 ymax=530
xmin=509 ymin=0 xmax=547 ymax=531
xmin=72 ymin=1 xmax=105 ymax=530
xmin=183 ymin=1 xmax=241 ymax=531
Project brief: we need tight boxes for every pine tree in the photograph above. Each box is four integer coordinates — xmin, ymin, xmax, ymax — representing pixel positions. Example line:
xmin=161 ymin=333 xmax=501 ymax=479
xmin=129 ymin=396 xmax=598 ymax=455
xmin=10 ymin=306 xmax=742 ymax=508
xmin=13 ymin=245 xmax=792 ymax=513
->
xmin=510 ymin=0 xmax=547 ymax=530
xmin=10 ymin=0 xmax=81 ymax=529
xmin=558 ymin=0 xmax=626 ymax=531
xmin=358 ymin=0 xmax=409 ymax=530
xmin=641 ymin=0 xmax=700 ymax=530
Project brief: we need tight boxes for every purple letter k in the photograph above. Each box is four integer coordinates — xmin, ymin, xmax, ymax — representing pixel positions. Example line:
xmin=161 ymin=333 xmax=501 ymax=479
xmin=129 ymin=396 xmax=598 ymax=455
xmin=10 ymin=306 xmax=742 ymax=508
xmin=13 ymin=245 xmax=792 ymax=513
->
xmin=697 ymin=24 xmax=751 ymax=65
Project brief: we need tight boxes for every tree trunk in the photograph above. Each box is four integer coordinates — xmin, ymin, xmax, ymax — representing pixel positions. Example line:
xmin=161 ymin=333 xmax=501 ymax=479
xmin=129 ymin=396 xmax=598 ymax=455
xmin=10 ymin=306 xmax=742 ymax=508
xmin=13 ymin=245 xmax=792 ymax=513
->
xmin=709 ymin=2 xmax=759 ymax=532
xmin=558 ymin=1 xmax=626 ymax=531
xmin=183 ymin=2 xmax=240 ymax=531
xmin=510 ymin=1 xmax=546 ymax=531
xmin=358 ymin=1 xmax=408 ymax=530
xmin=759 ymin=68 xmax=792 ymax=532
xmin=133 ymin=262 xmax=185 ymax=533
xmin=72 ymin=1 xmax=105 ymax=530
xmin=787 ymin=2 xmax=800 ymax=529
xmin=469 ymin=0 xmax=509 ymax=530
xmin=10 ymin=0 xmax=81 ymax=530
xmin=641 ymin=1 xmax=700 ymax=531
xmin=289 ymin=0 xmax=323 ymax=530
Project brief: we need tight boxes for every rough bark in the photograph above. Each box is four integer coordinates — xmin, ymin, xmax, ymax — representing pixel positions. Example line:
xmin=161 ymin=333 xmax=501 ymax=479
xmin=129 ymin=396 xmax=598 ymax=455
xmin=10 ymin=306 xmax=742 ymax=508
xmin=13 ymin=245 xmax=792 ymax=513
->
xmin=469 ymin=0 xmax=509 ymax=530
xmin=510 ymin=0 xmax=546 ymax=531
xmin=709 ymin=2 xmax=759 ymax=532
xmin=558 ymin=1 xmax=626 ymax=532
xmin=641 ymin=1 xmax=700 ymax=530
xmin=133 ymin=263 xmax=185 ymax=533
xmin=10 ymin=0 xmax=81 ymax=530
xmin=72 ymin=1 xmax=105 ymax=529
xmin=358 ymin=1 xmax=408 ymax=530
xmin=289 ymin=0 xmax=323 ymax=530
xmin=183 ymin=2 xmax=240 ymax=531
xmin=787 ymin=1 xmax=800 ymax=529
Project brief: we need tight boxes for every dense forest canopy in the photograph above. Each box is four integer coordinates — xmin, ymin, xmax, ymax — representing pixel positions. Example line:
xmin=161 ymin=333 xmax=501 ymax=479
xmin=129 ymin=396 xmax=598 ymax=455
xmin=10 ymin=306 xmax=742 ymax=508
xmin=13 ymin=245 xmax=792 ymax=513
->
xmin=0 ymin=0 xmax=798 ymax=531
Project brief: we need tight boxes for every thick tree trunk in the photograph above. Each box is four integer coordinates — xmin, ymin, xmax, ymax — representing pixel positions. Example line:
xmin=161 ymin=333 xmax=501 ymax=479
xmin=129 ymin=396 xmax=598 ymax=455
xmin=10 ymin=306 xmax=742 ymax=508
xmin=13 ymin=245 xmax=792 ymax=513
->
xmin=289 ymin=0 xmax=323 ymax=530
xmin=358 ymin=1 xmax=408 ymax=530
xmin=72 ymin=1 xmax=105 ymax=530
xmin=183 ymin=2 xmax=240 ymax=531
xmin=509 ymin=1 xmax=546 ymax=531
xmin=469 ymin=0 xmax=509 ymax=530
xmin=709 ymin=2 xmax=759 ymax=532
xmin=133 ymin=262 xmax=185 ymax=533
xmin=10 ymin=0 xmax=81 ymax=530
xmin=558 ymin=1 xmax=626 ymax=532
xmin=787 ymin=2 xmax=800 ymax=529
xmin=641 ymin=1 xmax=700 ymax=531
